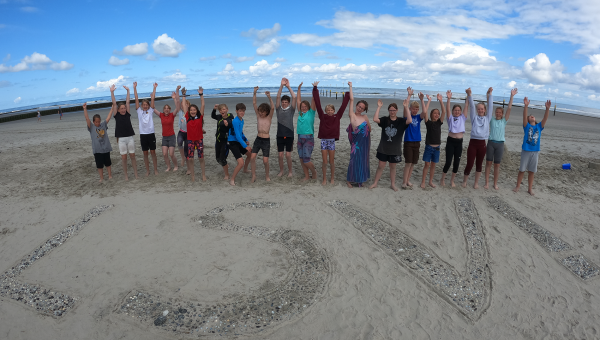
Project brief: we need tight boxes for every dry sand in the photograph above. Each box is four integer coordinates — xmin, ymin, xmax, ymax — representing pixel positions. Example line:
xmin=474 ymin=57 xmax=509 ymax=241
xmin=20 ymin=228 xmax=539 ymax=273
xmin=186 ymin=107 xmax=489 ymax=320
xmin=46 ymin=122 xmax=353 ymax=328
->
xmin=0 ymin=95 xmax=599 ymax=339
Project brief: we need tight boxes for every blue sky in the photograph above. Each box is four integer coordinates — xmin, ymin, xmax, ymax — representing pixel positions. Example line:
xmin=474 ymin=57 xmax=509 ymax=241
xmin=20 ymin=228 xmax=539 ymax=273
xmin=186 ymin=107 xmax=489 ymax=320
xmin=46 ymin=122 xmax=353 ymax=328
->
xmin=1 ymin=0 xmax=600 ymax=110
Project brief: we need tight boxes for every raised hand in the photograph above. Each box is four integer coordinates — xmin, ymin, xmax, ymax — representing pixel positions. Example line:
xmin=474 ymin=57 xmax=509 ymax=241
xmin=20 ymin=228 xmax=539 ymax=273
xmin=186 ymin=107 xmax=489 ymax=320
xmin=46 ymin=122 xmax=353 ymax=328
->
xmin=265 ymin=91 xmax=271 ymax=96
xmin=407 ymin=87 xmax=414 ymax=97
xmin=377 ymin=99 xmax=383 ymax=108
xmin=466 ymin=88 xmax=472 ymax=96
xmin=545 ymin=99 xmax=551 ymax=110
xmin=524 ymin=97 xmax=530 ymax=106
xmin=123 ymin=85 xmax=130 ymax=91
xmin=171 ymin=91 xmax=177 ymax=99
xmin=298 ymin=82 xmax=303 ymax=88
xmin=418 ymin=92 xmax=424 ymax=100
xmin=511 ymin=88 xmax=518 ymax=97
xmin=403 ymin=97 xmax=409 ymax=107
xmin=426 ymin=94 xmax=431 ymax=102
xmin=348 ymin=81 xmax=353 ymax=87
xmin=181 ymin=88 xmax=187 ymax=96
xmin=133 ymin=82 xmax=137 ymax=88
xmin=312 ymin=81 xmax=320 ymax=87
xmin=281 ymin=78 xmax=287 ymax=85
xmin=198 ymin=86 xmax=203 ymax=95
xmin=83 ymin=102 xmax=87 ymax=109
xmin=253 ymin=86 xmax=259 ymax=93
xmin=153 ymin=82 xmax=158 ymax=89
xmin=437 ymin=93 xmax=443 ymax=102
xmin=176 ymin=85 xmax=181 ymax=90
xmin=110 ymin=84 xmax=116 ymax=92
xmin=487 ymin=87 xmax=493 ymax=95
xmin=446 ymin=90 xmax=452 ymax=99
xmin=214 ymin=104 xmax=219 ymax=110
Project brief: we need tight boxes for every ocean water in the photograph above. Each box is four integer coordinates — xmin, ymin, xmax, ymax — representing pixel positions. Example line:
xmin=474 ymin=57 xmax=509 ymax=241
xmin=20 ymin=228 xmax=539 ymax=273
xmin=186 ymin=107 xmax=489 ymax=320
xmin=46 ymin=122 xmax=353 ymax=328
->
xmin=2 ymin=87 xmax=599 ymax=118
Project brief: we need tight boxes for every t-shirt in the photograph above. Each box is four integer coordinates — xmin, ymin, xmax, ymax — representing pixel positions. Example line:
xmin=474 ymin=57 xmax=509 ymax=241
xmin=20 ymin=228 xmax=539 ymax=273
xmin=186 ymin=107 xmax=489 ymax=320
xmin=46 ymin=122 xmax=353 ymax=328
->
xmin=313 ymin=86 xmax=350 ymax=140
xmin=447 ymin=114 xmax=466 ymax=133
xmin=136 ymin=107 xmax=155 ymax=135
xmin=376 ymin=116 xmax=407 ymax=156
xmin=114 ymin=112 xmax=135 ymax=138
xmin=186 ymin=113 xmax=203 ymax=141
xmin=159 ymin=112 xmax=175 ymax=137
xmin=468 ymin=94 xmax=493 ymax=140
xmin=425 ymin=120 xmax=443 ymax=145
xmin=177 ymin=110 xmax=187 ymax=132
xmin=276 ymin=105 xmax=296 ymax=137
xmin=297 ymin=109 xmax=316 ymax=135
xmin=404 ymin=114 xmax=423 ymax=142
xmin=522 ymin=122 xmax=544 ymax=152
xmin=489 ymin=118 xmax=508 ymax=142
xmin=88 ymin=121 xmax=112 ymax=154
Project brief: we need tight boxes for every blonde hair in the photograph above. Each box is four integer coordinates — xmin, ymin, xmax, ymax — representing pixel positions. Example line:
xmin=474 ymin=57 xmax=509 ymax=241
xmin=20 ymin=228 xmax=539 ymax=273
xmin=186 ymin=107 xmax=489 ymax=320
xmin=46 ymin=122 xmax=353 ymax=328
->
xmin=217 ymin=103 xmax=228 ymax=111
xmin=163 ymin=104 xmax=171 ymax=110
xmin=410 ymin=101 xmax=420 ymax=108
xmin=325 ymin=104 xmax=335 ymax=112
xmin=476 ymin=102 xmax=486 ymax=111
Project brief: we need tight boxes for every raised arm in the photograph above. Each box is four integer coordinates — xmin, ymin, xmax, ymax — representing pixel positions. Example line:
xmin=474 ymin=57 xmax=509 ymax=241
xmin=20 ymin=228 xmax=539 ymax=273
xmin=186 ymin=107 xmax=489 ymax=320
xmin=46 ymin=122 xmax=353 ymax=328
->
xmin=106 ymin=103 xmax=115 ymax=124
xmin=123 ymin=85 xmax=130 ymax=114
xmin=296 ymin=82 xmax=302 ymax=109
xmin=463 ymin=96 xmax=469 ymax=118
xmin=445 ymin=90 xmax=452 ymax=121
xmin=182 ymin=89 xmax=189 ymax=116
xmin=266 ymin=91 xmax=275 ymax=116
xmin=505 ymin=88 xmax=517 ymax=121
xmin=466 ymin=87 xmax=475 ymax=120
xmin=252 ymin=86 xmax=259 ymax=114
xmin=198 ymin=86 xmax=205 ymax=116
xmin=406 ymin=87 xmax=414 ymax=101
xmin=437 ymin=93 xmax=446 ymax=121
xmin=151 ymin=82 xmax=157 ymax=110
xmin=541 ymin=100 xmax=551 ymax=128
xmin=312 ymin=81 xmax=324 ymax=118
xmin=348 ymin=81 xmax=355 ymax=119
xmin=422 ymin=94 xmax=431 ymax=122
xmin=373 ymin=99 xmax=383 ymax=124
xmin=110 ymin=84 xmax=118 ymax=116
xmin=133 ymin=82 xmax=140 ymax=110
xmin=418 ymin=92 xmax=427 ymax=121
xmin=276 ymin=78 xmax=285 ymax=108
xmin=486 ymin=87 xmax=493 ymax=120
xmin=286 ymin=79 xmax=296 ymax=109
xmin=404 ymin=98 xmax=412 ymax=125
xmin=173 ymin=85 xmax=181 ymax=112
xmin=83 ymin=102 xmax=91 ymax=129
xmin=522 ymin=97 xmax=530 ymax=127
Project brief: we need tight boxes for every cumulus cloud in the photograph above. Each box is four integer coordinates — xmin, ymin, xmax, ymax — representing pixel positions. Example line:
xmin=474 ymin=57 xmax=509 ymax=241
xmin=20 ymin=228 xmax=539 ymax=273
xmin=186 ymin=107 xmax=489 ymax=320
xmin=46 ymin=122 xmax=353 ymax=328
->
xmin=14 ymin=97 xmax=21 ymax=103
xmin=575 ymin=54 xmax=600 ymax=91
xmin=108 ymin=56 xmax=130 ymax=66
xmin=145 ymin=54 xmax=157 ymax=61
xmin=0 ymin=52 xmax=73 ymax=73
xmin=218 ymin=63 xmax=236 ymax=76
xmin=256 ymin=39 xmax=280 ymax=56
xmin=508 ymin=81 xmax=517 ymax=88
xmin=163 ymin=72 xmax=187 ymax=82
xmin=522 ymin=53 xmax=565 ymax=84
xmin=248 ymin=60 xmax=280 ymax=76
xmin=86 ymin=75 xmax=127 ymax=91
xmin=66 ymin=88 xmax=80 ymax=95
xmin=588 ymin=94 xmax=600 ymax=101
xmin=152 ymin=34 xmax=185 ymax=57
xmin=114 ymin=42 xmax=148 ymax=56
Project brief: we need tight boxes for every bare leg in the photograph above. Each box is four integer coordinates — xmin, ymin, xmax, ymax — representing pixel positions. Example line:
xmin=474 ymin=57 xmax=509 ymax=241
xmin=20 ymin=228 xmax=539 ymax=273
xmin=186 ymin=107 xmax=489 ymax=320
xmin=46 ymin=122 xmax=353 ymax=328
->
xmin=462 ymin=174 xmax=469 ymax=188
xmin=97 ymin=168 xmax=104 ymax=183
xmin=230 ymin=158 xmax=244 ymax=186
xmin=199 ymin=158 xmax=207 ymax=181
xmin=170 ymin=147 xmax=178 ymax=171
xmin=107 ymin=165 xmax=112 ymax=180
xmin=129 ymin=153 xmax=139 ymax=179
xmin=150 ymin=150 xmax=159 ymax=175
xmin=306 ymin=161 xmax=317 ymax=180
xmin=329 ymin=150 xmax=336 ymax=185
xmin=473 ymin=171 xmax=482 ymax=189
xmin=406 ymin=164 xmax=415 ymax=186
xmin=251 ymin=153 xmax=258 ymax=182
xmin=277 ymin=151 xmax=284 ymax=176
xmin=178 ymin=148 xmax=186 ymax=167
xmin=222 ymin=164 xmax=230 ymax=180
xmin=263 ymin=157 xmax=271 ymax=181
xmin=301 ymin=161 xmax=309 ymax=181
xmin=143 ymin=150 xmax=150 ymax=176
xmin=286 ymin=151 xmax=293 ymax=177
xmin=428 ymin=163 xmax=436 ymax=188
xmin=389 ymin=163 xmax=399 ymax=191
xmin=527 ymin=171 xmax=535 ymax=195
xmin=402 ymin=164 xmax=411 ymax=188
xmin=369 ymin=161 xmax=386 ymax=189
xmin=188 ymin=158 xmax=195 ymax=182
xmin=450 ymin=172 xmax=457 ymax=187
xmin=440 ymin=172 xmax=446 ymax=187
xmin=420 ymin=162 xmax=430 ymax=189
xmin=484 ymin=161 xmax=492 ymax=189
xmin=162 ymin=146 xmax=171 ymax=171
xmin=493 ymin=163 xmax=500 ymax=190
xmin=121 ymin=154 xmax=129 ymax=181
xmin=513 ymin=171 xmax=525 ymax=193
xmin=321 ymin=150 xmax=328 ymax=185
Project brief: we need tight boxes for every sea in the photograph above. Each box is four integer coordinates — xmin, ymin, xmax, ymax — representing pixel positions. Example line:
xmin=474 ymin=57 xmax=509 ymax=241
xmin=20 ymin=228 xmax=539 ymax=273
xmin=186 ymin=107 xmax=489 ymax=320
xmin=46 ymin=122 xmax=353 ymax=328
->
xmin=2 ymin=87 xmax=599 ymax=118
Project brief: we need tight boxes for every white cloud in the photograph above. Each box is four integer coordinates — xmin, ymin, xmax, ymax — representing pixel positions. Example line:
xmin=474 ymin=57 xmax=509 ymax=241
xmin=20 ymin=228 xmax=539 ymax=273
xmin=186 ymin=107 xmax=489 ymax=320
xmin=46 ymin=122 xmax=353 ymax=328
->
xmin=523 ymin=53 xmax=565 ymax=84
xmin=108 ymin=56 xmax=130 ymax=66
xmin=242 ymin=23 xmax=281 ymax=42
xmin=14 ymin=97 xmax=21 ymax=103
xmin=152 ymin=34 xmax=185 ymax=57
xmin=248 ymin=60 xmax=281 ymax=76
xmin=575 ymin=54 xmax=600 ymax=91
xmin=313 ymin=50 xmax=331 ymax=57
xmin=66 ymin=88 xmax=80 ymax=95
xmin=527 ymin=83 xmax=546 ymax=91
xmin=508 ymin=81 xmax=517 ymax=88
xmin=145 ymin=54 xmax=157 ymax=61
xmin=163 ymin=72 xmax=187 ymax=82
xmin=200 ymin=56 xmax=216 ymax=61
xmin=86 ymin=75 xmax=127 ymax=91
xmin=588 ymin=94 xmax=600 ymax=101
xmin=218 ymin=63 xmax=236 ymax=76
xmin=256 ymin=39 xmax=280 ymax=56
xmin=274 ymin=57 xmax=287 ymax=63
xmin=0 ymin=52 xmax=73 ymax=73
xmin=114 ymin=42 xmax=148 ymax=56
xmin=563 ymin=92 xmax=579 ymax=98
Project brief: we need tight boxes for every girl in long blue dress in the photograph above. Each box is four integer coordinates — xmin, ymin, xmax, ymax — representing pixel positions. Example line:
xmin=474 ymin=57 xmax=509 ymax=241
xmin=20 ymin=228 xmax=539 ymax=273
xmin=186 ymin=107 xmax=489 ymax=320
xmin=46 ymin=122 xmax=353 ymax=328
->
xmin=346 ymin=81 xmax=371 ymax=187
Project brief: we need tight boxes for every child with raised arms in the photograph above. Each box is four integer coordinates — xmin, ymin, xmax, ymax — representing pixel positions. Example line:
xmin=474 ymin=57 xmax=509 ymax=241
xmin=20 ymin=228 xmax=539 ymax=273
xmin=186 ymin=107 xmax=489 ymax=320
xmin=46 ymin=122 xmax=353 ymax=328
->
xmin=439 ymin=90 xmax=469 ymax=187
xmin=227 ymin=103 xmax=252 ymax=186
xmin=402 ymin=87 xmax=425 ymax=188
xmin=312 ymin=81 xmax=350 ymax=185
xmin=154 ymin=89 xmax=179 ymax=172
xmin=484 ymin=88 xmax=517 ymax=190
xmin=275 ymin=77 xmax=296 ymax=177
xmin=111 ymin=84 xmax=139 ymax=180
xmin=211 ymin=102 xmax=234 ymax=180
xmin=176 ymin=86 xmax=188 ymax=169
xmin=83 ymin=98 xmax=114 ymax=183
xmin=346 ymin=81 xmax=371 ymax=188
xmin=420 ymin=93 xmax=446 ymax=189
xmin=462 ymin=87 xmax=493 ymax=189
xmin=182 ymin=87 xmax=206 ymax=182
xmin=513 ymin=97 xmax=551 ymax=196
xmin=295 ymin=82 xmax=318 ymax=182
xmin=250 ymin=86 xmax=275 ymax=183
xmin=134 ymin=81 xmax=159 ymax=176
xmin=369 ymin=98 xmax=412 ymax=191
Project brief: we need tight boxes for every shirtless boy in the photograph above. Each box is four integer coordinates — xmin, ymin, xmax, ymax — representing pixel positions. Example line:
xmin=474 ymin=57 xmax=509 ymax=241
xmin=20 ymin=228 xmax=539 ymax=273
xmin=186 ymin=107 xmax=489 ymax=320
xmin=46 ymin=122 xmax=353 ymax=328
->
xmin=250 ymin=86 xmax=275 ymax=182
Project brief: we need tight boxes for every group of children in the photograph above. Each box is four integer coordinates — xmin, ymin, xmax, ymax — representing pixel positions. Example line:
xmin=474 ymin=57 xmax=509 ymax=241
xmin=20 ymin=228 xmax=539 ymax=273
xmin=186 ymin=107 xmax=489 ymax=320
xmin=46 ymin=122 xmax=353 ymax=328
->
xmin=85 ymin=80 xmax=550 ymax=195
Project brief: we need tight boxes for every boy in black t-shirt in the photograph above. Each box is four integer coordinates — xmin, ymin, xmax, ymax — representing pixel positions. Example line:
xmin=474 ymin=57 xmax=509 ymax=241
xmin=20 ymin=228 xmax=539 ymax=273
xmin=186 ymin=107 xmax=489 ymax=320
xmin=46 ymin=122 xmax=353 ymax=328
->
xmin=369 ymin=98 xmax=412 ymax=191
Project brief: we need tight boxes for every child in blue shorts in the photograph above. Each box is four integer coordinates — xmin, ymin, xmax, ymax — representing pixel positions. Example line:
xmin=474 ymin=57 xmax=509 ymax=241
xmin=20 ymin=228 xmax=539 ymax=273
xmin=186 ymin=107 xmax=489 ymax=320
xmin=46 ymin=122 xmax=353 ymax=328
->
xmin=420 ymin=93 xmax=446 ymax=189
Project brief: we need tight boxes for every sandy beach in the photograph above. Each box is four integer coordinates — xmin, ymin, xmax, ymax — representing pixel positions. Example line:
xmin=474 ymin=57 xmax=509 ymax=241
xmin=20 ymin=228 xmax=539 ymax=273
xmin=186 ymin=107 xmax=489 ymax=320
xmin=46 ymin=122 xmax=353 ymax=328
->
xmin=1 ymin=95 xmax=599 ymax=339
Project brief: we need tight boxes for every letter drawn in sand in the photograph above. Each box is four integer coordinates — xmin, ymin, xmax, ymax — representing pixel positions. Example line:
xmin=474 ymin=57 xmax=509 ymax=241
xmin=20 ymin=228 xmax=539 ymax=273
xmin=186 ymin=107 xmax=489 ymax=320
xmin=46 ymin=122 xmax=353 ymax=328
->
xmin=117 ymin=202 xmax=332 ymax=337
xmin=329 ymin=198 xmax=492 ymax=321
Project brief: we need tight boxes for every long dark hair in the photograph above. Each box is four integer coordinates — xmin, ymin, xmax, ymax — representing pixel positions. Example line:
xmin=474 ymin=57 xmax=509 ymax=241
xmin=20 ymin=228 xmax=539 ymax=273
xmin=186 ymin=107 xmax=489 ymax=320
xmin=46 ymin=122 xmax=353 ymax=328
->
xmin=189 ymin=104 xmax=201 ymax=117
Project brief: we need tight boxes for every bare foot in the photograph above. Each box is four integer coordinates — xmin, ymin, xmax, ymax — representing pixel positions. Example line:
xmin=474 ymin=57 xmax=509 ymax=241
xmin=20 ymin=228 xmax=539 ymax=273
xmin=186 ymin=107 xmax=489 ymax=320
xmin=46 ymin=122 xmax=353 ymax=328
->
xmin=473 ymin=183 xmax=479 ymax=189
xmin=165 ymin=168 xmax=170 ymax=172
xmin=512 ymin=186 xmax=520 ymax=193
xmin=369 ymin=183 xmax=377 ymax=189
xmin=277 ymin=171 xmax=284 ymax=177
xmin=462 ymin=181 xmax=467 ymax=188
xmin=124 ymin=176 xmax=129 ymax=181
xmin=99 ymin=179 xmax=103 ymax=183
xmin=401 ymin=184 xmax=408 ymax=189
xmin=173 ymin=167 xmax=178 ymax=172
xmin=287 ymin=172 xmax=293 ymax=178
xmin=202 ymin=176 xmax=207 ymax=181
xmin=407 ymin=181 xmax=413 ymax=187
xmin=134 ymin=174 xmax=139 ymax=179
xmin=346 ymin=182 xmax=352 ymax=188
xmin=322 ymin=180 xmax=327 ymax=186
xmin=390 ymin=184 xmax=399 ymax=192
xmin=229 ymin=179 xmax=236 ymax=186
xmin=251 ymin=175 xmax=256 ymax=183
xmin=330 ymin=179 xmax=335 ymax=185
xmin=429 ymin=182 xmax=436 ymax=188
xmin=108 ymin=176 xmax=113 ymax=180
xmin=493 ymin=185 xmax=499 ymax=190
xmin=243 ymin=169 xmax=250 ymax=173
xmin=440 ymin=180 xmax=445 ymax=187
xmin=528 ymin=189 xmax=535 ymax=196
xmin=484 ymin=184 xmax=489 ymax=189
xmin=223 ymin=176 xmax=229 ymax=180
xmin=420 ymin=182 xmax=426 ymax=189
xmin=146 ymin=170 xmax=150 ymax=177
xmin=154 ymin=170 xmax=159 ymax=175
xmin=186 ymin=171 xmax=191 ymax=175
xmin=301 ymin=177 xmax=309 ymax=182
xmin=451 ymin=181 xmax=456 ymax=188
xmin=266 ymin=176 xmax=271 ymax=182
